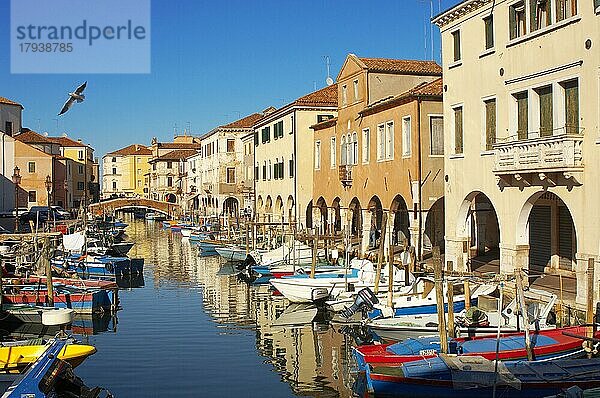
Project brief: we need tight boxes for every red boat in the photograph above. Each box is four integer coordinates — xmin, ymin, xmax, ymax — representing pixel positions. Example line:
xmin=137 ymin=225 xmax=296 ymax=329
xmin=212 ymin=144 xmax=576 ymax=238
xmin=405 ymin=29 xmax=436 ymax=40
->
xmin=24 ymin=276 xmax=118 ymax=290
xmin=354 ymin=326 xmax=597 ymax=371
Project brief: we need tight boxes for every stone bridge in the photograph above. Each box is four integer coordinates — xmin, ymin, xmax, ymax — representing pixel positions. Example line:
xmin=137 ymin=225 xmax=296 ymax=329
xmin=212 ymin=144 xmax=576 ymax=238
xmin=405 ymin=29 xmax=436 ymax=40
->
xmin=90 ymin=198 xmax=180 ymax=216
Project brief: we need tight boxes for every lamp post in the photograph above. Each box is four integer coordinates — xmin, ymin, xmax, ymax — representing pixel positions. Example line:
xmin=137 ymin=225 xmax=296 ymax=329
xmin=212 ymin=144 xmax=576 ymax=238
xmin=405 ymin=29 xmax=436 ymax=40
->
xmin=12 ymin=166 xmax=21 ymax=232
xmin=45 ymin=175 xmax=52 ymax=227
xmin=63 ymin=180 xmax=69 ymax=211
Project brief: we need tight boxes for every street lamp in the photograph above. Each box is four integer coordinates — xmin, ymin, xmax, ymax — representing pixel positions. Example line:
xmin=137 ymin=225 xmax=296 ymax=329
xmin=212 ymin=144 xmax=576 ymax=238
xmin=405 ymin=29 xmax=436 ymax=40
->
xmin=45 ymin=175 xmax=52 ymax=225
xmin=12 ymin=166 xmax=21 ymax=232
xmin=63 ymin=180 xmax=69 ymax=211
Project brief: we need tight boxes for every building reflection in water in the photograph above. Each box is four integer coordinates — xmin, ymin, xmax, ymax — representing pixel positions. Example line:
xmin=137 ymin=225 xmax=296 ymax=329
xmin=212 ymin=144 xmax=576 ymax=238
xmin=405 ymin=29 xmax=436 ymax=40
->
xmin=126 ymin=220 xmax=358 ymax=397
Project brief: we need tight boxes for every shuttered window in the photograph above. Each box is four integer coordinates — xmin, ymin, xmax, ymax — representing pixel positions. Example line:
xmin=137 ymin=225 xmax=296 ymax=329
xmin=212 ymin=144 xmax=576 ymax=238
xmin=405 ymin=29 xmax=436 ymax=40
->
xmin=330 ymin=137 xmax=336 ymax=168
xmin=362 ymin=128 xmax=370 ymax=163
xmin=254 ymin=132 xmax=258 ymax=146
xmin=430 ymin=116 xmax=444 ymax=155
xmin=515 ymin=92 xmax=528 ymax=140
xmin=510 ymin=2 xmax=526 ymax=39
xmin=563 ymin=80 xmax=579 ymax=134
xmin=538 ymin=86 xmax=553 ymax=137
xmin=377 ymin=124 xmax=385 ymax=160
xmin=529 ymin=205 xmax=552 ymax=273
xmin=454 ymin=107 xmax=463 ymax=154
xmin=557 ymin=0 xmax=578 ymax=21
xmin=484 ymin=15 xmax=494 ymax=49
xmin=289 ymin=158 xmax=294 ymax=177
xmin=530 ymin=0 xmax=551 ymax=31
xmin=385 ymin=122 xmax=394 ymax=160
xmin=485 ymin=99 xmax=496 ymax=150
xmin=558 ymin=205 xmax=574 ymax=270
xmin=452 ymin=30 xmax=461 ymax=62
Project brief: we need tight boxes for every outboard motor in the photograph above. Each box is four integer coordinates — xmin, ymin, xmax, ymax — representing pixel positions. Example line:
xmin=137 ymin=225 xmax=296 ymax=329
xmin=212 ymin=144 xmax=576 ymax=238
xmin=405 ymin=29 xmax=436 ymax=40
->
xmin=237 ymin=254 xmax=256 ymax=271
xmin=340 ymin=288 xmax=379 ymax=319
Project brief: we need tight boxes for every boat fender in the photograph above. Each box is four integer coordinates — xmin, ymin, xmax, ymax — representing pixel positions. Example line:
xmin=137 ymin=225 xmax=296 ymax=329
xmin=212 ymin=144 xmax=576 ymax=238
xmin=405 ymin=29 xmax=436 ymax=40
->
xmin=106 ymin=263 xmax=114 ymax=273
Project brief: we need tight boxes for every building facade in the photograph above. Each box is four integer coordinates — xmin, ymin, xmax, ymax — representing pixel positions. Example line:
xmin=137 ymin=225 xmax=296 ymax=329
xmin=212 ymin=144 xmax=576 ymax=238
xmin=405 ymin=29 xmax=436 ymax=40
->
xmin=148 ymin=149 xmax=196 ymax=205
xmin=0 ymin=97 xmax=21 ymax=212
xmin=253 ymin=85 xmax=337 ymax=226
xmin=434 ymin=0 xmax=599 ymax=306
xmin=102 ymin=144 xmax=152 ymax=198
xmin=312 ymin=54 xmax=444 ymax=257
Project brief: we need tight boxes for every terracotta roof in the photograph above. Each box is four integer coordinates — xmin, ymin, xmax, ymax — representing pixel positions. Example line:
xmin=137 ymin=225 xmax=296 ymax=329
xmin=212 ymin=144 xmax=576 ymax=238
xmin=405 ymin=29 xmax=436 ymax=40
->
xmin=106 ymin=144 xmax=152 ymax=156
xmin=155 ymin=142 xmax=201 ymax=149
xmin=150 ymin=149 xmax=198 ymax=162
xmin=311 ymin=117 xmax=338 ymax=131
xmin=358 ymin=57 xmax=442 ymax=75
xmin=48 ymin=136 xmax=88 ymax=148
xmin=14 ymin=130 xmax=54 ymax=144
xmin=0 ymin=96 xmax=23 ymax=108
xmin=360 ymin=78 xmax=443 ymax=116
xmin=221 ymin=113 xmax=264 ymax=129
xmin=292 ymin=84 xmax=338 ymax=107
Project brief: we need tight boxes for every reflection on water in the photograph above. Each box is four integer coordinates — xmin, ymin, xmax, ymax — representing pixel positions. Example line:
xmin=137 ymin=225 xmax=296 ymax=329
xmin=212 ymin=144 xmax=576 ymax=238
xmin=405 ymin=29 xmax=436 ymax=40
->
xmin=74 ymin=219 xmax=358 ymax=397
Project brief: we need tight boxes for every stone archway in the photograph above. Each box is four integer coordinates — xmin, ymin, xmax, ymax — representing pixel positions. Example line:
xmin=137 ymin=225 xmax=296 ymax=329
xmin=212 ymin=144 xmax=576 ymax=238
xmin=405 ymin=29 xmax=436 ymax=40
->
xmin=424 ymin=197 xmax=445 ymax=254
xmin=165 ymin=193 xmax=176 ymax=203
xmin=332 ymin=197 xmax=342 ymax=233
xmin=456 ymin=191 xmax=501 ymax=273
xmin=286 ymin=195 xmax=295 ymax=223
xmin=349 ymin=197 xmax=362 ymax=237
xmin=390 ymin=194 xmax=411 ymax=247
xmin=223 ymin=197 xmax=239 ymax=217
xmin=275 ymin=195 xmax=284 ymax=221
xmin=316 ymin=196 xmax=328 ymax=232
xmin=305 ymin=200 xmax=313 ymax=229
xmin=265 ymin=196 xmax=273 ymax=222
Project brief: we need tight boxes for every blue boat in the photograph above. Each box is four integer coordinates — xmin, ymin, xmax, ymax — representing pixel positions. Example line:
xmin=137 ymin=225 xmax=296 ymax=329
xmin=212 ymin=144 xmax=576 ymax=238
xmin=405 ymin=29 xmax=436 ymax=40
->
xmin=53 ymin=254 xmax=144 ymax=280
xmin=364 ymin=355 xmax=600 ymax=398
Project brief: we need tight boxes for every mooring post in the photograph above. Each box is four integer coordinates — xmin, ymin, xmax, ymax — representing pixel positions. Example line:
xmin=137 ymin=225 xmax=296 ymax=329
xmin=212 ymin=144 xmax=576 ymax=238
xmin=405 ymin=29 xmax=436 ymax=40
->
xmin=515 ymin=267 xmax=533 ymax=361
xmin=387 ymin=242 xmax=394 ymax=308
xmin=310 ymin=232 xmax=318 ymax=279
xmin=245 ymin=223 xmax=250 ymax=255
xmin=587 ymin=258 xmax=595 ymax=340
xmin=373 ymin=213 xmax=388 ymax=294
xmin=433 ymin=247 xmax=448 ymax=354
xmin=44 ymin=236 xmax=54 ymax=307
xmin=447 ymin=260 xmax=455 ymax=338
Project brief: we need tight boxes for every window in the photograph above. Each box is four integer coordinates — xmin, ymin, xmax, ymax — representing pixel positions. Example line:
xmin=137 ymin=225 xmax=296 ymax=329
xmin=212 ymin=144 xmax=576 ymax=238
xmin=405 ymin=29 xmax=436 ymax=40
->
xmin=28 ymin=161 xmax=35 ymax=173
xmin=530 ymin=0 xmax=551 ymax=31
xmin=261 ymin=126 xmax=270 ymax=143
xmin=454 ymin=107 xmax=464 ymax=154
xmin=289 ymin=157 xmax=294 ymax=177
xmin=362 ymin=128 xmax=370 ymax=163
xmin=352 ymin=132 xmax=358 ymax=165
xmin=484 ymin=15 xmax=494 ymax=49
xmin=167 ymin=176 xmax=173 ymax=187
xmin=537 ymin=85 xmax=553 ymax=137
xmin=452 ymin=30 xmax=461 ymax=62
xmin=152 ymin=163 xmax=156 ymax=171
xmin=226 ymin=167 xmax=235 ymax=183
xmin=430 ymin=116 xmax=444 ymax=155
xmin=402 ymin=116 xmax=412 ymax=157
xmin=346 ymin=134 xmax=353 ymax=165
xmin=4 ymin=121 xmax=13 ymax=136
xmin=595 ymin=0 xmax=600 ymax=12
xmin=77 ymin=182 xmax=84 ymax=191
xmin=377 ymin=124 xmax=385 ymax=161
xmin=341 ymin=136 xmax=347 ymax=165
xmin=515 ymin=91 xmax=529 ymax=139
xmin=28 ymin=191 xmax=36 ymax=202
xmin=112 ymin=157 xmax=116 ymax=162
xmin=562 ymin=80 xmax=579 ymax=134
xmin=556 ymin=0 xmax=577 ymax=21
xmin=330 ymin=137 xmax=336 ymax=168
xmin=254 ymin=131 xmax=259 ymax=146
xmin=274 ymin=159 xmax=279 ymax=179
xmin=255 ymin=165 xmax=259 ymax=180
xmin=112 ymin=167 xmax=117 ymax=175
xmin=78 ymin=150 xmax=84 ymax=160
xmin=78 ymin=165 xmax=84 ymax=174
xmin=510 ymin=2 xmax=527 ymax=39
xmin=269 ymin=160 xmax=273 ymax=179
xmin=317 ymin=114 xmax=334 ymax=123
xmin=112 ymin=181 xmax=117 ymax=190
xmin=226 ymin=139 xmax=235 ymax=152
xmin=385 ymin=121 xmax=394 ymax=160
xmin=279 ymin=160 xmax=284 ymax=179
xmin=342 ymin=85 xmax=347 ymax=106
xmin=353 ymin=80 xmax=359 ymax=101
xmin=167 ymin=161 xmax=173 ymax=169
xmin=314 ymin=141 xmax=321 ymax=169
xmin=484 ymin=99 xmax=497 ymax=150
xmin=273 ymin=121 xmax=284 ymax=139
xmin=262 ymin=162 xmax=266 ymax=181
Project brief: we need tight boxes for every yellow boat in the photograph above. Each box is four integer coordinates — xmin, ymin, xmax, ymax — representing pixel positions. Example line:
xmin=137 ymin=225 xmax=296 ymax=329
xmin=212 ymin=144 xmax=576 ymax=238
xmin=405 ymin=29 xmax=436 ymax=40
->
xmin=0 ymin=343 xmax=96 ymax=372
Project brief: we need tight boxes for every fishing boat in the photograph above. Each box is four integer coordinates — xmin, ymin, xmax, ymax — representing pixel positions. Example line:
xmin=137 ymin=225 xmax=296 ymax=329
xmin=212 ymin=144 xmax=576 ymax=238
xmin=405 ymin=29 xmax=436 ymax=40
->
xmin=215 ymin=245 xmax=253 ymax=262
xmin=2 ymin=283 xmax=113 ymax=314
xmin=145 ymin=212 xmax=166 ymax=221
xmin=366 ymin=287 xmax=557 ymax=341
xmin=53 ymin=254 xmax=144 ymax=279
xmin=0 ymin=339 xmax=96 ymax=372
xmin=0 ymin=305 xmax=74 ymax=325
xmin=353 ymin=325 xmax=598 ymax=372
xmin=246 ymin=240 xmax=324 ymax=268
xmin=270 ymin=258 xmax=414 ymax=303
xmin=364 ymin=354 xmax=600 ymax=398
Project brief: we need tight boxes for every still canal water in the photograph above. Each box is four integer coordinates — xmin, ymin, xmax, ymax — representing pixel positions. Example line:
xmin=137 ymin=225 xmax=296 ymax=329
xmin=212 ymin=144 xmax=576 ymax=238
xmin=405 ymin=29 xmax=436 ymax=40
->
xmin=74 ymin=219 xmax=359 ymax=397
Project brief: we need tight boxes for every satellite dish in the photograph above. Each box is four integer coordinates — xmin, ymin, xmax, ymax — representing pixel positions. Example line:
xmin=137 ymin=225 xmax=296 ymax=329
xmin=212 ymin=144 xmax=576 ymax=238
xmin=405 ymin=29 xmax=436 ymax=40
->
xmin=326 ymin=77 xmax=334 ymax=86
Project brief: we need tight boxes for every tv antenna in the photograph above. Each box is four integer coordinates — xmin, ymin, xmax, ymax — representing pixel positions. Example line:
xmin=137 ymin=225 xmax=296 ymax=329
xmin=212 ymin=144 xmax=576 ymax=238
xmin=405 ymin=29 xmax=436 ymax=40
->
xmin=324 ymin=56 xmax=334 ymax=86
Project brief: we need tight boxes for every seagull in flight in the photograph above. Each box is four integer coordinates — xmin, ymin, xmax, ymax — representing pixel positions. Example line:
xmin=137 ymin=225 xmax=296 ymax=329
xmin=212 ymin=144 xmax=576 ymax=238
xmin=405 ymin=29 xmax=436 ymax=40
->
xmin=58 ymin=81 xmax=87 ymax=116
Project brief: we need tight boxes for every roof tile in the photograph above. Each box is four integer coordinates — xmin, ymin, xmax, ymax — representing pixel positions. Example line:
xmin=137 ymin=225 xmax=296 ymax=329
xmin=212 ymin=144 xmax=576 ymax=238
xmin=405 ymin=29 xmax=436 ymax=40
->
xmin=358 ymin=57 xmax=442 ymax=75
xmin=107 ymin=144 xmax=152 ymax=156
xmin=0 ymin=96 xmax=23 ymax=108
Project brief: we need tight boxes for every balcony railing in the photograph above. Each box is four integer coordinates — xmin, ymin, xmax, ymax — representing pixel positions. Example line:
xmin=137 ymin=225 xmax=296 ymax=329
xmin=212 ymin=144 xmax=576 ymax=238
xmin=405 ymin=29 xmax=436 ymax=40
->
xmin=493 ymin=130 xmax=584 ymax=174
xmin=338 ymin=164 xmax=353 ymax=187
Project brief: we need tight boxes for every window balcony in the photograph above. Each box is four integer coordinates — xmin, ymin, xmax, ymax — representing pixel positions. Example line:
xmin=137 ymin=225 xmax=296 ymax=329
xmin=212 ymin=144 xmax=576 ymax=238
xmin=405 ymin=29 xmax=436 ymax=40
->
xmin=493 ymin=130 xmax=584 ymax=178
xmin=338 ymin=164 xmax=353 ymax=187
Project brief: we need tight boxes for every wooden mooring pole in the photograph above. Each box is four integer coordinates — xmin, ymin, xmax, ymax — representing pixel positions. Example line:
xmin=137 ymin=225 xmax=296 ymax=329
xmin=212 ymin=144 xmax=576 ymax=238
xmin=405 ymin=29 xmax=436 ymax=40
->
xmin=433 ymin=247 xmax=448 ymax=354
xmin=43 ymin=237 xmax=54 ymax=307
xmin=373 ymin=213 xmax=388 ymax=294
xmin=587 ymin=258 xmax=595 ymax=339
xmin=447 ymin=260 xmax=455 ymax=338
xmin=515 ymin=267 xmax=533 ymax=361
xmin=388 ymin=242 xmax=394 ymax=308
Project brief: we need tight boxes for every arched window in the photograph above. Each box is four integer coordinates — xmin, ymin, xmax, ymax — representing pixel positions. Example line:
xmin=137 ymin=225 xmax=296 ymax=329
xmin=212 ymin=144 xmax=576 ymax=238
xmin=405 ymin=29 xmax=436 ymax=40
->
xmin=346 ymin=134 xmax=352 ymax=166
xmin=352 ymin=132 xmax=358 ymax=165
xmin=341 ymin=136 xmax=347 ymax=165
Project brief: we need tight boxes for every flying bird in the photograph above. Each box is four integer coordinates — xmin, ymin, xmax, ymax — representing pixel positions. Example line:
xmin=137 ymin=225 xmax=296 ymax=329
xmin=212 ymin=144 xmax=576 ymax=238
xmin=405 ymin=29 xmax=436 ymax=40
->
xmin=58 ymin=81 xmax=87 ymax=116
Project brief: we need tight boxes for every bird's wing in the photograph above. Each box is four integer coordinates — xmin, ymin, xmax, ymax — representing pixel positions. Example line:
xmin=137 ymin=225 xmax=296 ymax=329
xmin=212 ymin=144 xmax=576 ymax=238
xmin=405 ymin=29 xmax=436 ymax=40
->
xmin=58 ymin=97 xmax=75 ymax=116
xmin=74 ymin=81 xmax=87 ymax=95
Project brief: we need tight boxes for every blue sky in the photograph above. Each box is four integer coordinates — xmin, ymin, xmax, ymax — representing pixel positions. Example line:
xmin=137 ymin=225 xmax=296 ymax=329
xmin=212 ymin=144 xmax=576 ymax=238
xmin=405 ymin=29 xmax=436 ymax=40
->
xmin=0 ymin=0 xmax=461 ymax=157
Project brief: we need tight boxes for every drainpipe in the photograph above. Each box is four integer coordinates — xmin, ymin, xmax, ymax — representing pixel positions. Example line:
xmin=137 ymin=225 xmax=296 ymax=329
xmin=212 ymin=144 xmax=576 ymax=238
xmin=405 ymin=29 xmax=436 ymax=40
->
xmin=292 ymin=110 xmax=298 ymax=226
xmin=417 ymin=98 xmax=423 ymax=261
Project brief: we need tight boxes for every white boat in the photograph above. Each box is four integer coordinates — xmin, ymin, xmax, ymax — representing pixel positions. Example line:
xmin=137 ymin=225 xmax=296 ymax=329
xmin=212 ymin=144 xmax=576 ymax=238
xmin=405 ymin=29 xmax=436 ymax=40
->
xmin=145 ymin=212 xmax=166 ymax=221
xmin=215 ymin=245 xmax=251 ymax=262
xmin=180 ymin=228 xmax=193 ymax=238
xmin=270 ymin=258 xmax=413 ymax=303
xmin=366 ymin=286 xmax=558 ymax=341
xmin=249 ymin=240 xmax=324 ymax=267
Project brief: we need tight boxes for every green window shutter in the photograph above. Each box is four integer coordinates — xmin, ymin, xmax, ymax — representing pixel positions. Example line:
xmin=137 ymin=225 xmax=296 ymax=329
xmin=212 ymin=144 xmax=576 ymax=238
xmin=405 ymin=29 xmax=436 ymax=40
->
xmin=454 ymin=107 xmax=463 ymax=154
xmin=485 ymin=100 xmax=496 ymax=150
xmin=538 ymin=86 xmax=553 ymax=137
xmin=564 ymin=80 xmax=579 ymax=134
xmin=484 ymin=16 xmax=494 ymax=49
xmin=289 ymin=159 xmax=294 ymax=177
xmin=430 ymin=117 xmax=444 ymax=156
xmin=516 ymin=93 xmax=528 ymax=140
xmin=530 ymin=0 xmax=539 ymax=31
xmin=509 ymin=6 xmax=517 ymax=39
xmin=452 ymin=31 xmax=461 ymax=61
xmin=254 ymin=132 xmax=259 ymax=146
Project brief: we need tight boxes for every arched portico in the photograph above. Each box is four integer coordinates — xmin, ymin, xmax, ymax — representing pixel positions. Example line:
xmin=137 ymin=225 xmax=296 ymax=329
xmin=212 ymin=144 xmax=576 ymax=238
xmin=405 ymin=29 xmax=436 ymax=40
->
xmin=390 ymin=195 xmax=410 ymax=246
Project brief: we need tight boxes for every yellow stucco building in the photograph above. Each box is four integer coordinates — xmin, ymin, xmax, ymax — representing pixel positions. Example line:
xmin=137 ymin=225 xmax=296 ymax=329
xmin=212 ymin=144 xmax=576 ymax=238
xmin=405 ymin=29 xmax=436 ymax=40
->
xmin=102 ymin=144 xmax=152 ymax=198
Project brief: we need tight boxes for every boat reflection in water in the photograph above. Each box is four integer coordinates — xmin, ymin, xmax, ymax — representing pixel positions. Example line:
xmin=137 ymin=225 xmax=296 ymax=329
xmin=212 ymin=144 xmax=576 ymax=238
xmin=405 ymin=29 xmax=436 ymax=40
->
xmin=71 ymin=313 xmax=118 ymax=336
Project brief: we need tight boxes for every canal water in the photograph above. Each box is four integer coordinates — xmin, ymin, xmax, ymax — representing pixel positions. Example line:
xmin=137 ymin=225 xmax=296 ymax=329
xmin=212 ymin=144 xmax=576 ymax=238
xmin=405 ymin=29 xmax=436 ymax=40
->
xmin=74 ymin=219 xmax=359 ymax=397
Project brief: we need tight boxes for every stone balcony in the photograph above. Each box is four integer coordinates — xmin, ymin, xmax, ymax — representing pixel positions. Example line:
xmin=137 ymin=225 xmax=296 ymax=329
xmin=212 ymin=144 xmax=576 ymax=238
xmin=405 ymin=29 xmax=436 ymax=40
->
xmin=493 ymin=132 xmax=584 ymax=180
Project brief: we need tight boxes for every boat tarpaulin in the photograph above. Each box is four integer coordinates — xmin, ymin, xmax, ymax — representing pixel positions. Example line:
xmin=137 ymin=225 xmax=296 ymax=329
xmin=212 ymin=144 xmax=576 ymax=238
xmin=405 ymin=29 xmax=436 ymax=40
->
xmin=63 ymin=232 xmax=85 ymax=251
xmin=441 ymin=354 xmax=521 ymax=390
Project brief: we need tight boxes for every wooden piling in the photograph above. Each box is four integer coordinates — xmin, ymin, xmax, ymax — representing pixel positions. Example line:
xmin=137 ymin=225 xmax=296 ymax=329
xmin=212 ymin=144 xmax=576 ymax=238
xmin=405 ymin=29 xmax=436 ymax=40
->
xmin=388 ymin=242 xmax=394 ymax=308
xmin=43 ymin=237 xmax=54 ymax=307
xmin=433 ymin=247 xmax=448 ymax=354
xmin=373 ymin=213 xmax=388 ymax=294
xmin=587 ymin=258 xmax=595 ymax=338
xmin=515 ymin=267 xmax=533 ymax=361
xmin=310 ymin=232 xmax=318 ymax=279
xmin=447 ymin=260 xmax=455 ymax=338
xmin=245 ymin=223 xmax=250 ymax=255
xmin=464 ymin=279 xmax=471 ymax=311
